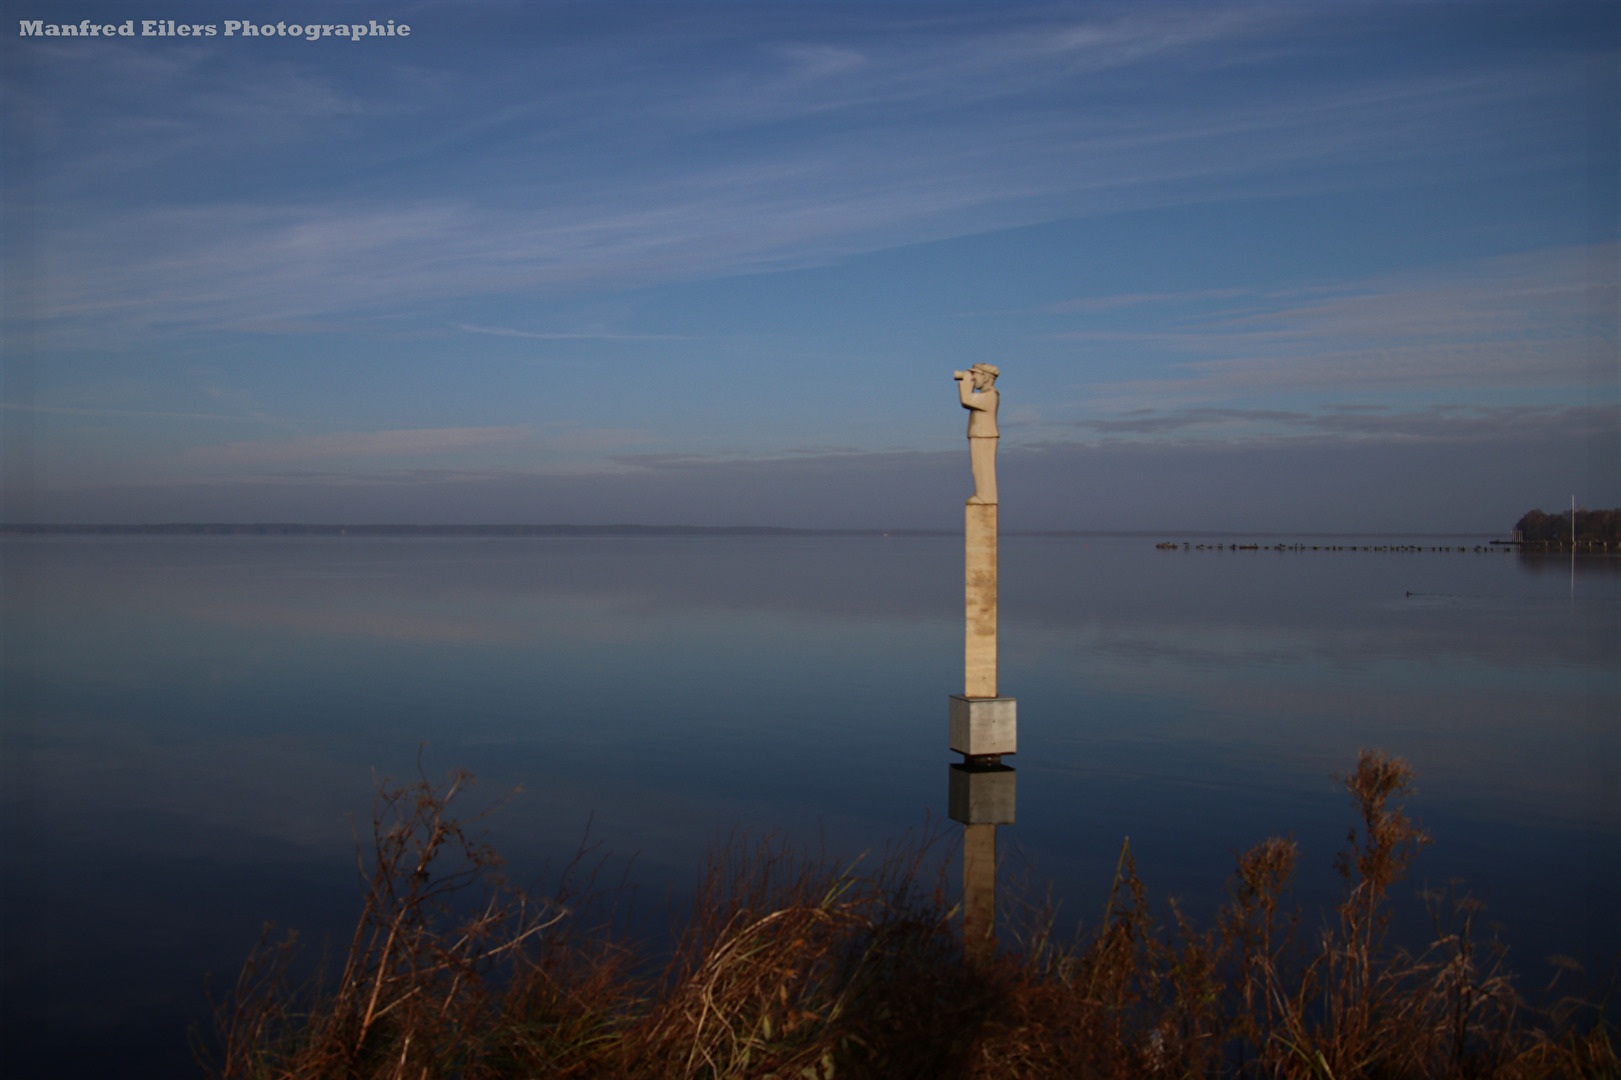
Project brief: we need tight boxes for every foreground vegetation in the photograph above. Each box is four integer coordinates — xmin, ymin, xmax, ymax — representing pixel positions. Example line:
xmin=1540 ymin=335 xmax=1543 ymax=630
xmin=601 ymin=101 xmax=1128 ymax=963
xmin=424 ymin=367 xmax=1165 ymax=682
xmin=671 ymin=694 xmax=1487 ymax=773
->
xmin=202 ymin=753 xmax=1615 ymax=1079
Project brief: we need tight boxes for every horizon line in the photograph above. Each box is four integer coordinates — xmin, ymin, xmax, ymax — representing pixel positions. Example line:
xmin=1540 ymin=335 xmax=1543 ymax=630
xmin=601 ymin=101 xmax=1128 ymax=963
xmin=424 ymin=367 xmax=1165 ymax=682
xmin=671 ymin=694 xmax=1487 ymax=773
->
xmin=0 ymin=522 xmax=1512 ymax=539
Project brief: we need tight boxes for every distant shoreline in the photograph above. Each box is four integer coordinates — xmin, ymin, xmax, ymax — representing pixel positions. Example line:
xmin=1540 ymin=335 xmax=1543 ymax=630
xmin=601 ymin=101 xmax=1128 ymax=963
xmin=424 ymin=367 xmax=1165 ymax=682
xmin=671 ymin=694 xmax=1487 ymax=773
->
xmin=0 ymin=523 xmax=1511 ymax=540
xmin=0 ymin=522 xmax=947 ymax=538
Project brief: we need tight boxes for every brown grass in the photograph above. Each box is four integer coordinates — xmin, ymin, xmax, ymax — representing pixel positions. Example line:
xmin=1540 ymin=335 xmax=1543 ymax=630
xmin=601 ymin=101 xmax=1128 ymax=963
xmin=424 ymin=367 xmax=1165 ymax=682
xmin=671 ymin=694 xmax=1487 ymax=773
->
xmin=202 ymin=751 xmax=1617 ymax=1079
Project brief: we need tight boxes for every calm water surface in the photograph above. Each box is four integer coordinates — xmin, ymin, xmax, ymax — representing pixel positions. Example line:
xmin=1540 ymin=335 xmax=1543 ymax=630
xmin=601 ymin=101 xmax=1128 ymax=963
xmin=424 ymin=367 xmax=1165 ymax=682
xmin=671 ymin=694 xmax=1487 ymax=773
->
xmin=2 ymin=534 xmax=1617 ymax=1077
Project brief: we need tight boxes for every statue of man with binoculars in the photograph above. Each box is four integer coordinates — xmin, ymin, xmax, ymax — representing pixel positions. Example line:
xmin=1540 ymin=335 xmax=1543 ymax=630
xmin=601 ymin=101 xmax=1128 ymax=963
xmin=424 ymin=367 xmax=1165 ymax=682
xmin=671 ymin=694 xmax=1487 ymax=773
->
xmin=953 ymin=364 xmax=1000 ymax=505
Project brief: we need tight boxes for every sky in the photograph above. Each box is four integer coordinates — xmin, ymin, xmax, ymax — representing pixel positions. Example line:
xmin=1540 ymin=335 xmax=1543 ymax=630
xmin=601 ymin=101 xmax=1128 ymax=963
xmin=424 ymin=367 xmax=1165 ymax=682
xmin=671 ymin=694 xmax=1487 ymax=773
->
xmin=2 ymin=1 xmax=1617 ymax=532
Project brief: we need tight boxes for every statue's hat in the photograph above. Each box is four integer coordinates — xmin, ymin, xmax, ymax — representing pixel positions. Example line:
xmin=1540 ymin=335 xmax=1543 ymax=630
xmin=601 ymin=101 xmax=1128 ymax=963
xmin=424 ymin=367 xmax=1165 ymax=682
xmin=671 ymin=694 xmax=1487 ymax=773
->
xmin=970 ymin=363 xmax=1000 ymax=377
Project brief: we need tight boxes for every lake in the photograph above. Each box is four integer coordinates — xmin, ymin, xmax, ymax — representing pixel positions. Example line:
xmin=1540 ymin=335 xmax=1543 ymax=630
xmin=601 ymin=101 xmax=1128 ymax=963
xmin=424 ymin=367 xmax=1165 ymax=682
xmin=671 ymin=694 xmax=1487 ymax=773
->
xmin=1 ymin=533 xmax=1616 ymax=1077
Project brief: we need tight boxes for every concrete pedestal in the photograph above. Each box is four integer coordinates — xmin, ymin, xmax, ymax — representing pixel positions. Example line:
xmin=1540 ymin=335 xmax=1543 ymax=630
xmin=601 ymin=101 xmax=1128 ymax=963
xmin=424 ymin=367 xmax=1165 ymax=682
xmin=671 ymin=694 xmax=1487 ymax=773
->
xmin=949 ymin=694 xmax=1016 ymax=757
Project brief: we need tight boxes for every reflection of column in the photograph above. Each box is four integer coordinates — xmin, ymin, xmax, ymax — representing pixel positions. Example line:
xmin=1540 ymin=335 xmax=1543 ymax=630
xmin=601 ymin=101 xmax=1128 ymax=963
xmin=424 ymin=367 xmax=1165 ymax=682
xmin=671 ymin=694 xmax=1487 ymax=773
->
xmin=963 ymin=823 xmax=996 ymax=964
xmin=949 ymin=761 xmax=1014 ymax=963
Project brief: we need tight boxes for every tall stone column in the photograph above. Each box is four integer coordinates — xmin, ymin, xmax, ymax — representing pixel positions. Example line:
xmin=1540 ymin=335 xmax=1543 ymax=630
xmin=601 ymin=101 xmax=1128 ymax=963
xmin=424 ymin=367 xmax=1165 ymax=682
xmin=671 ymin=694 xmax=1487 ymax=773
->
xmin=965 ymin=503 xmax=998 ymax=698
xmin=949 ymin=499 xmax=1016 ymax=759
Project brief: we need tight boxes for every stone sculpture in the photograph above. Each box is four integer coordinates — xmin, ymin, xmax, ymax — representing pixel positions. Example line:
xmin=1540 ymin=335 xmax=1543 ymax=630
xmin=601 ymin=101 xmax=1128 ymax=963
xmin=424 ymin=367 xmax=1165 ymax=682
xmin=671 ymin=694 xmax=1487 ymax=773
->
xmin=954 ymin=363 xmax=1000 ymax=505
xmin=949 ymin=362 xmax=1014 ymax=966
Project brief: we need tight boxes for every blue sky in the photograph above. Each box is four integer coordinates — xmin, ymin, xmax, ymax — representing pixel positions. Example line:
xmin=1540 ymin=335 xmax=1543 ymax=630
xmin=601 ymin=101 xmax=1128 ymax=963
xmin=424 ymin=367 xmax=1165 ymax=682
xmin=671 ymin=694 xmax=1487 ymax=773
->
xmin=3 ymin=1 xmax=1616 ymax=530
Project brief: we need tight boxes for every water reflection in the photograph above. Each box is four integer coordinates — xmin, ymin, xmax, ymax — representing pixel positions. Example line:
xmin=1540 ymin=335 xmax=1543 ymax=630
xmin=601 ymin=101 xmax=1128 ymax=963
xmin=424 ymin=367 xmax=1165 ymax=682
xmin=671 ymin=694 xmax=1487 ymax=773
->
xmin=0 ymin=534 xmax=1615 ymax=1078
xmin=1514 ymin=551 xmax=1621 ymax=577
xmin=948 ymin=760 xmax=1015 ymax=962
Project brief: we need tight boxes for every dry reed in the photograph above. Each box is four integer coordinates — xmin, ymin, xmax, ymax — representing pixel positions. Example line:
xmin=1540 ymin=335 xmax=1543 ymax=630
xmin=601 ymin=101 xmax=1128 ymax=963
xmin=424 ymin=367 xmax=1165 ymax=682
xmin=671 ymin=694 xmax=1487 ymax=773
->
xmin=203 ymin=751 xmax=1616 ymax=1079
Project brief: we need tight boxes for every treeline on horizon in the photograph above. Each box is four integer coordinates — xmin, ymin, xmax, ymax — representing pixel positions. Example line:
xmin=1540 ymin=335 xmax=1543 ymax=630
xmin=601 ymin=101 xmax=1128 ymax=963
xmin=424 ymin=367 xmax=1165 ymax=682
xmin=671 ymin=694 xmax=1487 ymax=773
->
xmin=1514 ymin=508 xmax=1621 ymax=545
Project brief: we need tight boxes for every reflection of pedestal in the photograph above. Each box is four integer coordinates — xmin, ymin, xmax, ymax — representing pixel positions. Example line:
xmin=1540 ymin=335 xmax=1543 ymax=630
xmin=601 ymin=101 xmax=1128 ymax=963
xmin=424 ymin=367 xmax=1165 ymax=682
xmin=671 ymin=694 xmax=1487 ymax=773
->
xmin=948 ymin=761 xmax=1016 ymax=825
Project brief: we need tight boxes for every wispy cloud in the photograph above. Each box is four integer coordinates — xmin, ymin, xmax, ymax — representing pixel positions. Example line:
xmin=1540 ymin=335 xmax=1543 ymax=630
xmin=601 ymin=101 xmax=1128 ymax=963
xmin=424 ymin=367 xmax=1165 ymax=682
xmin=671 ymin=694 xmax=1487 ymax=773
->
xmin=0 ymin=402 xmax=280 ymax=423
xmin=456 ymin=323 xmax=685 ymax=341
xmin=1083 ymin=407 xmax=1311 ymax=434
xmin=113 ymin=425 xmax=663 ymax=488
xmin=1066 ymin=244 xmax=1613 ymax=408
xmin=179 ymin=426 xmax=535 ymax=467
xmin=4 ymin=5 xmax=1587 ymax=337
xmin=1047 ymin=288 xmax=1251 ymax=314
xmin=1076 ymin=403 xmax=1619 ymax=444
